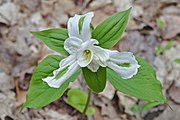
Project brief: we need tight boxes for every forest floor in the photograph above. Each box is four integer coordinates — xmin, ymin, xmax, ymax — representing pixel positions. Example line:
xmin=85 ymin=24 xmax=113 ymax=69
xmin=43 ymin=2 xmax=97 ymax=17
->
xmin=0 ymin=0 xmax=180 ymax=120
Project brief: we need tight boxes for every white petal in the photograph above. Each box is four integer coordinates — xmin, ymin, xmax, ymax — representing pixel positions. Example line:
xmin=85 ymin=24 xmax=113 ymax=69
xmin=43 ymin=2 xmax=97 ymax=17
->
xmin=49 ymin=56 xmax=74 ymax=78
xmin=81 ymin=12 xmax=94 ymax=41
xmin=87 ymin=55 xmax=100 ymax=72
xmin=68 ymin=15 xmax=81 ymax=38
xmin=77 ymin=49 xmax=93 ymax=67
xmin=87 ymin=46 xmax=109 ymax=72
xmin=64 ymin=37 xmax=83 ymax=54
xmin=91 ymin=46 xmax=109 ymax=66
xmin=59 ymin=55 xmax=76 ymax=67
xmin=77 ymin=39 xmax=98 ymax=53
xmin=107 ymin=50 xmax=136 ymax=64
xmin=106 ymin=50 xmax=140 ymax=79
xmin=67 ymin=12 xmax=94 ymax=40
xmin=43 ymin=62 xmax=80 ymax=88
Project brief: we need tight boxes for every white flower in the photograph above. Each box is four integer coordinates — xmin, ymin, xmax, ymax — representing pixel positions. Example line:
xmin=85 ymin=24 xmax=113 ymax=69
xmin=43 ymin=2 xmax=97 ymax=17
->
xmin=43 ymin=12 xmax=140 ymax=88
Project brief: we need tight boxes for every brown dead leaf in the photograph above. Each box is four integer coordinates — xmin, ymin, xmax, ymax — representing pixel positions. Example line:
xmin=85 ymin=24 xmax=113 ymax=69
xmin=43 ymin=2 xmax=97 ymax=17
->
xmin=91 ymin=106 xmax=103 ymax=120
xmin=92 ymin=10 xmax=109 ymax=27
xmin=113 ymin=0 xmax=132 ymax=12
xmin=41 ymin=0 xmax=55 ymax=16
xmin=141 ymin=0 xmax=163 ymax=21
xmin=117 ymin=92 xmax=137 ymax=115
xmin=154 ymin=102 xmax=180 ymax=120
xmin=0 ymin=92 xmax=15 ymax=119
xmin=19 ymin=66 xmax=35 ymax=81
xmin=0 ymin=72 xmax=14 ymax=92
xmin=119 ymin=32 xmax=158 ymax=64
xmin=160 ymin=15 xmax=180 ymax=39
xmin=168 ymin=82 xmax=180 ymax=104
xmin=0 ymin=2 xmax=17 ymax=25
xmin=16 ymin=90 xmax=27 ymax=107
xmin=161 ymin=6 xmax=180 ymax=16
xmin=101 ymin=5 xmax=116 ymax=15
xmin=161 ymin=0 xmax=180 ymax=4
xmin=101 ymin=81 xmax=115 ymax=100
xmin=101 ymin=97 xmax=119 ymax=119
xmin=15 ymin=79 xmax=27 ymax=107
xmin=17 ymin=0 xmax=40 ymax=12
xmin=154 ymin=43 xmax=180 ymax=91
xmin=89 ymin=0 xmax=112 ymax=8
xmin=39 ymin=108 xmax=77 ymax=120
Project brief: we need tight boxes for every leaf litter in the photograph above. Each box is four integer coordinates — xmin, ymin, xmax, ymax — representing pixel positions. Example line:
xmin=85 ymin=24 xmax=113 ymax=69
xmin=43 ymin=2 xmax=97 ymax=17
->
xmin=0 ymin=0 xmax=180 ymax=119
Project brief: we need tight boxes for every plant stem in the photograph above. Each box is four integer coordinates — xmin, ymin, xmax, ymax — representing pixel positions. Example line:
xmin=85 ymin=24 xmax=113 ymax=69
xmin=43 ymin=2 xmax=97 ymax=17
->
xmin=82 ymin=88 xmax=92 ymax=115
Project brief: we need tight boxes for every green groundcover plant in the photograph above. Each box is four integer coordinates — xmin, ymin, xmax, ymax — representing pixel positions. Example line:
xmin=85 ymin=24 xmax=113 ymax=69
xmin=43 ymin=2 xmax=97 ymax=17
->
xmin=22 ymin=8 xmax=167 ymax=115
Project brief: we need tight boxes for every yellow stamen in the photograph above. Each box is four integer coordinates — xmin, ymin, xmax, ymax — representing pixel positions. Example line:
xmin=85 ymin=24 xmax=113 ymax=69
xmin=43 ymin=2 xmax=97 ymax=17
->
xmin=83 ymin=50 xmax=91 ymax=61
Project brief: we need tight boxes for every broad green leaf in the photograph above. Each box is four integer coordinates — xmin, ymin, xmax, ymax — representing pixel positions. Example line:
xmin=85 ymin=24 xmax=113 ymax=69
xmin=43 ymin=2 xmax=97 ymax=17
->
xmin=130 ymin=101 xmax=162 ymax=115
xmin=22 ymin=55 xmax=81 ymax=111
xmin=32 ymin=28 xmax=69 ymax=55
xmin=82 ymin=67 xmax=106 ymax=93
xmin=156 ymin=18 xmax=166 ymax=29
xmin=107 ymin=57 xmax=166 ymax=104
xmin=66 ymin=88 xmax=95 ymax=116
xmin=155 ymin=41 xmax=175 ymax=55
xmin=174 ymin=58 xmax=180 ymax=64
xmin=141 ymin=101 xmax=162 ymax=111
xmin=92 ymin=8 xmax=131 ymax=48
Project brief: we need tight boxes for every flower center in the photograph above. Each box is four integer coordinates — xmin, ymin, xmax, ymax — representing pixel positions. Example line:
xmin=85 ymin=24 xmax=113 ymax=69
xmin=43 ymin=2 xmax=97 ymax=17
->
xmin=83 ymin=49 xmax=91 ymax=61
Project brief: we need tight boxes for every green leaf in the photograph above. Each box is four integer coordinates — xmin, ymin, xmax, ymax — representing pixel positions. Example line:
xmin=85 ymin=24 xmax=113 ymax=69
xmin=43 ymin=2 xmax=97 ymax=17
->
xmin=107 ymin=57 xmax=166 ymax=104
xmin=155 ymin=46 xmax=163 ymax=55
xmin=174 ymin=58 xmax=180 ymax=64
xmin=92 ymin=8 xmax=131 ymax=48
xmin=130 ymin=103 xmax=140 ymax=115
xmin=66 ymin=88 xmax=95 ymax=116
xmin=156 ymin=18 xmax=166 ymax=29
xmin=32 ymin=28 xmax=69 ymax=55
xmin=82 ymin=67 xmax=106 ymax=93
xmin=141 ymin=101 xmax=162 ymax=111
xmin=155 ymin=41 xmax=175 ymax=55
xmin=130 ymin=101 xmax=162 ymax=115
xmin=21 ymin=55 xmax=81 ymax=111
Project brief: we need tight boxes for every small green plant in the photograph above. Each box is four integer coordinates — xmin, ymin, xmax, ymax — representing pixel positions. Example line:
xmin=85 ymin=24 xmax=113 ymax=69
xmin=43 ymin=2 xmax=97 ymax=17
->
xmin=130 ymin=103 xmax=140 ymax=115
xmin=155 ymin=41 xmax=175 ymax=55
xmin=130 ymin=101 xmax=165 ymax=116
xmin=67 ymin=88 xmax=95 ymax=116
xmin=156 ymin=18 xmax=166 ymax=29
xmin=22 ymin=8 xmax=167 ymax=116
xmin=174 ymin=58 xmax=180 ymax=64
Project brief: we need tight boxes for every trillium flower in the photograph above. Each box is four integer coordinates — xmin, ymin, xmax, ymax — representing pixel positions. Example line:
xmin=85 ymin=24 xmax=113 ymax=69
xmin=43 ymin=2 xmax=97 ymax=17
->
xmin=43 ymin=12 xmax=140 ymax=88
xmin=23 ymin=9 xmax=166 ymax=112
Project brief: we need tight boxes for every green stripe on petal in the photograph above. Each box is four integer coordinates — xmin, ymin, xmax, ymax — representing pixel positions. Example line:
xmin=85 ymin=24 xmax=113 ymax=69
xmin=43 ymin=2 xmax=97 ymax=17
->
xmin=54 ymin=67 xmax=69 ymax=80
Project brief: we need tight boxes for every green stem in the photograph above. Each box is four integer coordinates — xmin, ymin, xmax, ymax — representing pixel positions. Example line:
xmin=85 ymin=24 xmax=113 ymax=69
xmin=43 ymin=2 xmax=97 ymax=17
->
xmin=82 ymin=88 xmax=92 ymax=115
